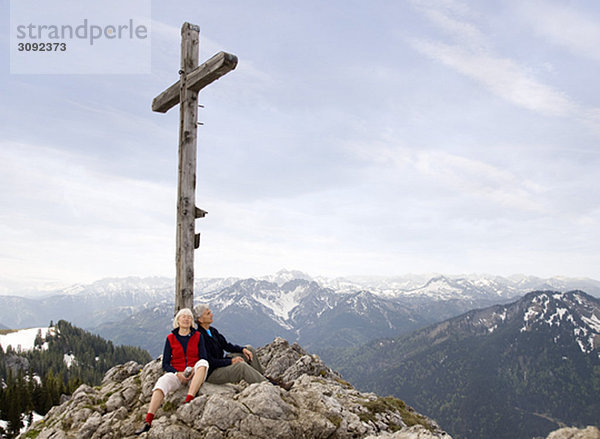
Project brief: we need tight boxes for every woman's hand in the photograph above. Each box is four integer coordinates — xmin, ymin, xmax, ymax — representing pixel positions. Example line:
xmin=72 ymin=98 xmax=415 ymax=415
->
xmin=176 ymin=371 xmax=193 ymax=383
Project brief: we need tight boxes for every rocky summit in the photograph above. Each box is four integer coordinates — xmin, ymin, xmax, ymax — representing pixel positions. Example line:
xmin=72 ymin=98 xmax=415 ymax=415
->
xmin=18 ymin=337 xmax=451 ymax=439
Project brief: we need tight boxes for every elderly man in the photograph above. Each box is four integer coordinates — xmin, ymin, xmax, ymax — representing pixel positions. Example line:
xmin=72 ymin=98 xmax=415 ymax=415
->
xmin=193 ymin=303 xmax=269 ymax=385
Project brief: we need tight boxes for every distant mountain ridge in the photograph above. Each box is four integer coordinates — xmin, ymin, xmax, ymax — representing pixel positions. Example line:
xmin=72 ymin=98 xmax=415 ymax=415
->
xmin=1 ymin=271 xmax=599 ymax=358
xmin=0 ymin=276 xmax=239 ymax=329
xmin=317 ymin=273 xmax=600 ymax=300
xmin=93 ymin=273 xmax=599 ymax=358
xmin=93 ymin=278 xmax=431 ymax=358
xmin=331 ymin=290 xmax=600 ymax=439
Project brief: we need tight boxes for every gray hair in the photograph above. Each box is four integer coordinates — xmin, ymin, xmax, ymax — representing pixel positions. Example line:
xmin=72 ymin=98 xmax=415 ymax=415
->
xmin=193 ymin=303 xmax=209 ymax=320
xmin=173 ymin=308 xmax=196 ymax=329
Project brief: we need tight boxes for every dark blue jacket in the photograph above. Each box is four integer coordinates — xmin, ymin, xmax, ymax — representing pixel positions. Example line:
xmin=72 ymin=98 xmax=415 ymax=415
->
xmin=161 ymin=327 xmax=208 ymax=373
xmin=198 ymin=326 xmax=243 ymax=376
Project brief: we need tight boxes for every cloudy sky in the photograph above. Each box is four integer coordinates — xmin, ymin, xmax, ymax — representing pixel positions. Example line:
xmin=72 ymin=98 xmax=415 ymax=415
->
xmin=1 ymin=0 xmax=599 ymax=293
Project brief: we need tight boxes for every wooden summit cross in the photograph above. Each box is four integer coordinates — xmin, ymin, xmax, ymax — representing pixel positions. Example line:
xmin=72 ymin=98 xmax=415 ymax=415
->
xmin=152 ymin=22 xmax=237 ymax=315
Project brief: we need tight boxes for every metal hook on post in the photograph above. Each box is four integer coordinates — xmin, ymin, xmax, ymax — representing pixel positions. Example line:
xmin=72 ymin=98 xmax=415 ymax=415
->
xmin=197 ymin=104 xmax=205 ymax=125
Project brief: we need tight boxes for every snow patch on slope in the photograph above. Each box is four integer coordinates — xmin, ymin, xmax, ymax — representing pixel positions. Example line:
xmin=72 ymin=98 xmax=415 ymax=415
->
xmin=0 ymin=327 xmax=55 ymax=352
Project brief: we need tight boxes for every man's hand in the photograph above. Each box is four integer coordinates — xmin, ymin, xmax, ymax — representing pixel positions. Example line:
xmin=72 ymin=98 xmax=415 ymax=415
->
xmin=231 ymin=356 xmax=245 ymax=365
xmin=242 ymin=348 xmax=253 ymax=362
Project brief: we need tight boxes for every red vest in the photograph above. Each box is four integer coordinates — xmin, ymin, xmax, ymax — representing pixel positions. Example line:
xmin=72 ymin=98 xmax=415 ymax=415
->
xmin=167 ymin=331 xmax=201 ymax=372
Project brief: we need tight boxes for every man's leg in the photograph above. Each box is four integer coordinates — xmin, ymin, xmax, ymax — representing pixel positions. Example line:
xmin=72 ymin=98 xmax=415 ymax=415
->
xmin=229 ymin=346 xmax=264 ymax=374
xmin=244 ymin=345 xmax=265 ymax=375
xmin=206 ymin=362 xmax=267 ymax=384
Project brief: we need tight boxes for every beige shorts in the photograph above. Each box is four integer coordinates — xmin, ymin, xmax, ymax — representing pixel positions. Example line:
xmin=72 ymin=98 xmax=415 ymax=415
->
xmin=153 ymin=359 xmax=209 ymax=395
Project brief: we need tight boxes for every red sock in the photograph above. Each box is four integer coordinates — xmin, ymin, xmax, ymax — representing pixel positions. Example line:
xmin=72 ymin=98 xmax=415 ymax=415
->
xmin=185 ymin=394 xmax=194 ymax=403
xmin=145 ymin=412 xmax=154 ymax=425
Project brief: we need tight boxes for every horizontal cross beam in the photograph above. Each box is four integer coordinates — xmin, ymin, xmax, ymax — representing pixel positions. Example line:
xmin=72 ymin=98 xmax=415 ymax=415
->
xmin=152 ymin=51 xmax=238 ymax=113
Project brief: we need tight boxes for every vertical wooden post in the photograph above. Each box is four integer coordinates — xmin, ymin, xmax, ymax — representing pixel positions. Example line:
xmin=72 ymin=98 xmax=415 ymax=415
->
xmin=175 ymin=23 xmax=200 ymax=313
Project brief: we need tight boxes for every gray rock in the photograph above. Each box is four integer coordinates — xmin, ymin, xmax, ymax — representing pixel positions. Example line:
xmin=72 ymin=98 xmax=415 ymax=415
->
xmin=102 ymin=360 xmax=141 ymax=384
xmin=236 ymin=381 xmax=295 ymax=420
xmin=364 ymin=425 xmax=454 ymax=439
xmin=78 ymin=412 xmax=102 ymax=439
xmin=199 ymin=394 xmax=250 ymax=430
xmin=105 ymin=392 xmax=125 ymax=412
xmin=18 ymin=337 xmax=452 ymax=439
xmin=546 ymin=426 xmax=600 ymax=439
xmin=5 ymin=354 xmax=30 ymax=373
xmin=238 ymin=413 xmax=294 ymax=438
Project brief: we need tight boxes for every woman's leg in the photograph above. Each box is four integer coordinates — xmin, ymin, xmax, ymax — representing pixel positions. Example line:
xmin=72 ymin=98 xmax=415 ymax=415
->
xmin=186 ymin=366 xmax=207 ymax=400
xmin=136 ymin=388 xmax=165 ymax=434
xmin=145 ymin=374 xmax=179 ymax=421
xmin=136 ymin=373 xmax=179 ymax=435
xmin=147 ymin=388 xmax=165 ymax=415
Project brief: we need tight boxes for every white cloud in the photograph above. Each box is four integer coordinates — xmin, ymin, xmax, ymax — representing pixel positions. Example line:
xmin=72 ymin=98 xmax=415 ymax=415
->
xmin=0 ymin=140 xmax=176 ymax=286
xmin=411 ymin=39 xmax=576 ymax=117
xmin=413 ymin=149 xmax=546 ymax=212
xmin=406 ymin=0 xmax=600 ymax=124
xmin=410 ymin=0 xmax=489 ymax=52
xmin=350 ymin=140 xmax=546 ymax=213
xmin=518 ymin=1 xmax=600 ymax=62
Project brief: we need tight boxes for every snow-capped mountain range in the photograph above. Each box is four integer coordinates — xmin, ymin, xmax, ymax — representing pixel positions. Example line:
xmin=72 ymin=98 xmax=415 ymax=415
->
xmin=89 ymin=272 xmax=598 ymax=357
xmin=428 ymin=290 xmax=600 ymax=356
xmin=316 ymin=272 xmax=600 ymax=300
xmin=520 ymin=291 xmax=600 ymax=354
xmin=1 ymin=270 xmax=599 ymax=357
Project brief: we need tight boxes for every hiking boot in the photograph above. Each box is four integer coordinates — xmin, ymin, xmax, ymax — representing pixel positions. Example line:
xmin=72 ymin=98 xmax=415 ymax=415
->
xmin=267 ymin=376 xmax=293 ymax=391
xmin=278 ymin=380 xmax=293 ymax=391
xmin=135 ymin=422 xmax=151 ymax=435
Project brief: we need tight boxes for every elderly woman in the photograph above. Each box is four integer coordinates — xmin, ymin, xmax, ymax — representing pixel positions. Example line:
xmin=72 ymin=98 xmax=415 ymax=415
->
xmin=135 ymin=308 xmax=209 ymax=435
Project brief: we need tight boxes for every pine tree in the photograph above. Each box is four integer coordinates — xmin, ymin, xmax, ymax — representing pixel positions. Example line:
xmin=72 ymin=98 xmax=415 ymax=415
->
xmin=34 ymin=329 xmax=44 ymax=349
xmin=25 ymin=368 xmax=35 ymax=423
xmin=0 ymin=377 xmax=5 ymax=420
xmin=41 ymin=369 xmax=58 ymax=414
xmin=5 ymin=370 xmax=23 ymax=438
